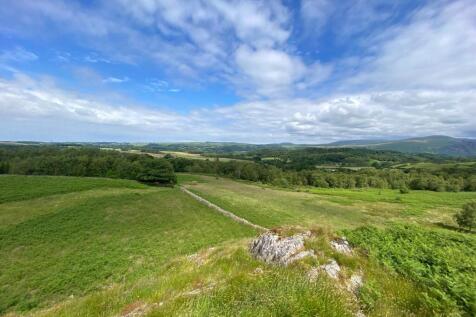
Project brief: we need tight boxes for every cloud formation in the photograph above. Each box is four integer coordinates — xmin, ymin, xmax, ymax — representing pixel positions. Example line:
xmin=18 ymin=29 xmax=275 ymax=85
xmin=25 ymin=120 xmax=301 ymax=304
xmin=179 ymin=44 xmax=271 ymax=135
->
xmin=1 ymin=73 xmax=475 ymax=142
xmin=0 ymin=0 xmax=475 ymax=142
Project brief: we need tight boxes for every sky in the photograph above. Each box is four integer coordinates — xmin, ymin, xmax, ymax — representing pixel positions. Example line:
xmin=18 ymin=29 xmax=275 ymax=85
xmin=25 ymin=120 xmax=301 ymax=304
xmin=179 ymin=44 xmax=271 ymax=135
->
xmin=0 ymin=0 xmax=475 ymax=143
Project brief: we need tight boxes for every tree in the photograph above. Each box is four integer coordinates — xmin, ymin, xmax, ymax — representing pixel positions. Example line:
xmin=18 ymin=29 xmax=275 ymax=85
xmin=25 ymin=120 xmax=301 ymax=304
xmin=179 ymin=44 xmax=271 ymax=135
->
xmin=454 ymin=202 xmax=476 ymax=231
xmin=399 ymin=185 xmax=410 ymax=194
xmin=137 ymin=159 xmax=176 ymax=185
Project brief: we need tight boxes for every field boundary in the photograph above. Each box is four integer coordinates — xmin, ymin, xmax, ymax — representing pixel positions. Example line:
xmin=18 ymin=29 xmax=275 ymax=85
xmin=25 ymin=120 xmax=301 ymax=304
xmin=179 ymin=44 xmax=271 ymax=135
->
xmin=180 ymin=186 xmax=268 ymax=231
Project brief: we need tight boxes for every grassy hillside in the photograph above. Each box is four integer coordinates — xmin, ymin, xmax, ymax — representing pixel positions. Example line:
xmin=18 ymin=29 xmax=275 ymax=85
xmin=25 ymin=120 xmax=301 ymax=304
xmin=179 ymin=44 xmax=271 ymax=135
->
xmin=0 ymin=176 xmax=256 ymax=314
xmin=325 ymin=135 xmax=476 ymax=156
xmin=180 ymin=174 xmax=476 ymax=229
xmin=2 ymin=174 xmax=475 ymax=316
xmin=0 ymin=175 xmax=146 ymax=204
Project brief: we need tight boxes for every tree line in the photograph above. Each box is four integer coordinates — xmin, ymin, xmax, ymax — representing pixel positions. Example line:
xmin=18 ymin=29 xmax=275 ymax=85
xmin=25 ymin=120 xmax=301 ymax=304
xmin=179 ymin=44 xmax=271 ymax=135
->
xmin=171 ymin=158 xmax=476 ymax=192
xmin=0 ymin=146 xmax=176 ymax=185
xmin=1 ymin=145 xmax=475 ymax=192
xmin=213 ymin=147 xmax=469 ymax=170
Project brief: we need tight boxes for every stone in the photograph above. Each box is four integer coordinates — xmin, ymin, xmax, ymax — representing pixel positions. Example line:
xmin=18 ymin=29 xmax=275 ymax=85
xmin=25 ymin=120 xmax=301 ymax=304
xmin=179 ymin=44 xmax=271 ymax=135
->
xmin=319 ymin=259 xmax=341 ymax=279
xmin=330 ymin=237 xmax=353 ymax=254
xmin=347 ymin=273 xmax=364 ymax=294
xmin=249 ymin=231 xmax=313 ymax=266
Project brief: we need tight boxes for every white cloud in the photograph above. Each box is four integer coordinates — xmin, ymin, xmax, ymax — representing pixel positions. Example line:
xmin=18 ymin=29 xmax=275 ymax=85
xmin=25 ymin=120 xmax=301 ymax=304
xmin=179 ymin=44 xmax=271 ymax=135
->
xmin=235 ymin=45 xmax=306 ymax=97
xmin=347 ymin=0 xmax=476 ymax=91
xmin=0 ymin=0 xmax=305 ymax=97
xmin=0 ymin=74 xmax=188 ymax=133
xmin=0 ymin=47 xmax=38 ymax=63
xmin=1 ymin=73 xmax=475 ymax=143
xmin=103 ymin=76 xmax=129 ymax=84
xmin=0 ymin=0 xmax=475 ymax=142
xmin=85 ymin=54 xmax=111 ymax=64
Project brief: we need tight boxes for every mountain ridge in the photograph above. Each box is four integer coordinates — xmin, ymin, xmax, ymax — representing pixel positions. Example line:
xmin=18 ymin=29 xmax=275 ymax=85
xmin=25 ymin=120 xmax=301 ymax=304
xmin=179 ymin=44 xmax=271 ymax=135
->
xmin=319 ymin=135 xmax=476 ymax=156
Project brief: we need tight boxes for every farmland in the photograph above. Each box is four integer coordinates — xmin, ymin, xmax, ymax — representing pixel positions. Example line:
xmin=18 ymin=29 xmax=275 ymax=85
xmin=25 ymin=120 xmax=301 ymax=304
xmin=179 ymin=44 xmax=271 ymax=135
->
xmin=0 ymin=175 xmax=256 ymax=314
xmin=0 ymin=172 xmax=475 ymax=316
xmin=179 ymin=174 xmax=476 ymax=229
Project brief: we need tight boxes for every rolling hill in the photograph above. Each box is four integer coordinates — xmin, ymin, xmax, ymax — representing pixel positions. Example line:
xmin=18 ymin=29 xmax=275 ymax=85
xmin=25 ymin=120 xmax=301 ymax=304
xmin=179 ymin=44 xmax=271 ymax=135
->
xmin=323 ymin=135 xmax=476 ymax=156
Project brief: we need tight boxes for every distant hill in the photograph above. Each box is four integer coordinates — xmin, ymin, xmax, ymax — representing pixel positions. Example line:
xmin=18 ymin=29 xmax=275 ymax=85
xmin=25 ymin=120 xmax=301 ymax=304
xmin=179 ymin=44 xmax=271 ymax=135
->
xmin=3 ymin=135 xmax=476 ymax=157
xmin=321 ymin=135 xmax=476 ymax=157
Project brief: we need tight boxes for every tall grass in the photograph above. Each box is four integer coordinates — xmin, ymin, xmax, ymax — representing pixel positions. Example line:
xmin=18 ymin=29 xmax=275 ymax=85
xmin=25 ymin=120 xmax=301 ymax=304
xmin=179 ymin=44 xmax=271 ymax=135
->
xmin=346 ymin=224 xmax=476 ymax=316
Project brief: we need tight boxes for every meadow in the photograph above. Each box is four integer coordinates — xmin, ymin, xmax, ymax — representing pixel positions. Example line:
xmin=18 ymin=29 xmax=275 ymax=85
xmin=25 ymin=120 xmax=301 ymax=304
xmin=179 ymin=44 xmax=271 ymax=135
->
xmin=179 ymin=174 xmax=476 ymax=229
xmin=1 ymin=173 xmax=475 ymax=316
xmin=0 ymin=175 xmax=256 ymax=314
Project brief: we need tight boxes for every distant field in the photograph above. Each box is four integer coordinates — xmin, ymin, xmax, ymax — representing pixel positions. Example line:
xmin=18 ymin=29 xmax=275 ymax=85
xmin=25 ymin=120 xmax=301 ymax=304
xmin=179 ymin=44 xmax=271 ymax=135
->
xmin=0 ymin=175 xmax=146 ymax=204
xmin=0 ymin=175 xmax=256 ymax=314
xmin=393 ymin=161 xmax=476 ymax=170
xmin=160 ymin=151 xmax=247 ymax=162
xmin=179 ymin=174 xmax=476 ymax=229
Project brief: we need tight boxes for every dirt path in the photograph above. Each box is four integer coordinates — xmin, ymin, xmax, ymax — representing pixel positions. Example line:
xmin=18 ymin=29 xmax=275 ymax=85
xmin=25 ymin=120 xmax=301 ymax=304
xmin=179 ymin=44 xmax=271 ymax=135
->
xmin=180 ymin=186 xmax=268 ymax=231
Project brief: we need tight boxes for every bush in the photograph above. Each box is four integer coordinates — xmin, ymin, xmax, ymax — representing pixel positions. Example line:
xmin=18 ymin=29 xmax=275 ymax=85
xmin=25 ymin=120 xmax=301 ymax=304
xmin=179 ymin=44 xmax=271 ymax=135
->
xmin=399 ymin=185 xmax=410 ymax=194
xmin=346 ymin=224 xmax=476 ymax=315
xmin=454 ymin=201 xmax=476 ymax=231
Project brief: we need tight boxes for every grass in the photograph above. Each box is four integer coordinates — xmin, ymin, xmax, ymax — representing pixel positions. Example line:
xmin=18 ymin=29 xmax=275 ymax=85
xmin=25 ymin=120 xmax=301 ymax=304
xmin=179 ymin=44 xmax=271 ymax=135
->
xmin=308 ymin=187 xmax=476 ymax=215
xmin=0 ymin=176 xmax=256 ymax=314
xmin=346 ymin=224 xmax=476 ymax=316
xmin=179 ymin=174 xmax=476 ymax=229
xmin=393 ymin=161 xmax=476 ymax=170
xmin=160 ymin=151 xmax=245 ymax=162
xmin=3 ymin=173 xmax=475 ymax=316
xmin=0 ymin=175 xmax=146 ymax=204
xmin=31 ymin=229 xmax=435 ymax=317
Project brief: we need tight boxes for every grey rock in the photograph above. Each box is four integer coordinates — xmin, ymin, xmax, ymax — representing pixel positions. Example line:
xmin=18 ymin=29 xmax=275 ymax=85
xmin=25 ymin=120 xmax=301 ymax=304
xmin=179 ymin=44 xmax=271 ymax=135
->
xmin=347 ymin=273 xmax=364 ymax=294
xmin=330 ymin=237 xmax=353 ymax=254
xmin=319 ymin=259 xmax=341 ymax=279
xmin=250 ymin=231 xmax=314 ymax=266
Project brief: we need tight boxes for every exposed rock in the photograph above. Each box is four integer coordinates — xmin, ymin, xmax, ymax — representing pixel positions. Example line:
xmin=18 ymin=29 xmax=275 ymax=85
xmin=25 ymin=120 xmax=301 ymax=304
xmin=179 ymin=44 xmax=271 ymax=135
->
xmin=319 ymin=259 xmax=341 ymax=279
xmin=346 ymin=273 xmax=364 ymax=294
xmin=330 ymin=237 xmax=353 ymax=254
xmin=288 ymin=249 xmax=315 ymax=263
xmin=308 ymin=259 xmax=341 ymax=281
xmin=250 ymin=231 xmax=314 ymax=266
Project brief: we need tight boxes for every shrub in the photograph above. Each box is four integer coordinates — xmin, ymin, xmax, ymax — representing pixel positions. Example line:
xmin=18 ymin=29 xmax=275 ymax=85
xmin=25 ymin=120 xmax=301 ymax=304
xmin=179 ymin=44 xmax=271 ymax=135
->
xmin=399 ymin=185 xmax=410 ymax=194
xmin=454 ymin=201 xmax=476 ymax=231
xmin=345 ymin=224 xmax=476 ymax=316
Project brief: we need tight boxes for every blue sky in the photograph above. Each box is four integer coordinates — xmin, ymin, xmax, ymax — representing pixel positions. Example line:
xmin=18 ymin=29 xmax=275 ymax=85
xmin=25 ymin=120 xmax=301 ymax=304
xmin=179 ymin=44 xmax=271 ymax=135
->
xmin=0 ymin=0 xmax=475 ymax=143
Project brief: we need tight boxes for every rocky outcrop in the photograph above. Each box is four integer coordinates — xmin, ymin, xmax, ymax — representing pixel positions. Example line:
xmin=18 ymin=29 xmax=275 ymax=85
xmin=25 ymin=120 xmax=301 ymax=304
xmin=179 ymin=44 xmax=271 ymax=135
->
xmin=319 ymin=259 xmax=341 ymax=279
xmin=346 ymin=273 xmax=364 ymax=294
xmin=330 ymin=237 xmax=353 ymax=254
xmin=250 ymin=231 xmax=315 ymax=266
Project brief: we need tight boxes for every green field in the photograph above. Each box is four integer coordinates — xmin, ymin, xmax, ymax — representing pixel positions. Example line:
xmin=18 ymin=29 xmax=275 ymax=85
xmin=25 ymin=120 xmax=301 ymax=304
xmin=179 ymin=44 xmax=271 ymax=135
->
xmin=1 ymin=174 xmax=475 ymax=316
xmin=179 ymin=174 xmax=476 ymax=229
xmin=0 ymin=176 xmax=256 ymax=314
xmin=0 ymin=175 xmax=146 ymax=204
